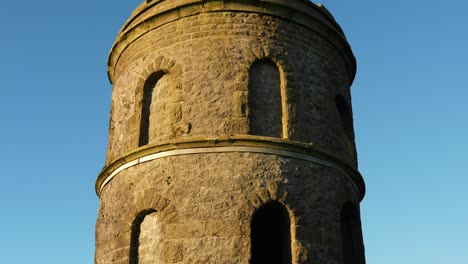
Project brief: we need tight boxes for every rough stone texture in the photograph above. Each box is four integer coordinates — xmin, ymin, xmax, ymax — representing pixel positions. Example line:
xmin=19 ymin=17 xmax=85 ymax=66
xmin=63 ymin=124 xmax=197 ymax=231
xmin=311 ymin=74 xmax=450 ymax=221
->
xmin=105 ymin=11 xmax=356 ymax=166
xmin=96 ymin=1 xmax=365 ymax=263
xmin=96 ymin=153 xmax=361 ymax=264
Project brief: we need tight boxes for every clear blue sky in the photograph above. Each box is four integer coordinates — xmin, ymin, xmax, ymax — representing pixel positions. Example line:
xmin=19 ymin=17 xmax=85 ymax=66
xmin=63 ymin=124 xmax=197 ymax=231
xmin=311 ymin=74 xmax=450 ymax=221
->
xmin=0 ymin=1 xmax=466 ymax=263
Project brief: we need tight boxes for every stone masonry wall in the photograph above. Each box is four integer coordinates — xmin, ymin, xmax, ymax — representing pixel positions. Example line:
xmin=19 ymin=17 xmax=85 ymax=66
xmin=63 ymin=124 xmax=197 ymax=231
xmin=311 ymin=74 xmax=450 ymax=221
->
xmin=105 ymin=11 xmax=356 ymax=167
xmin=95 ymin=152 xmax=361 ymax=264
xmin=97 ymin=3 xmax=364 ymax=264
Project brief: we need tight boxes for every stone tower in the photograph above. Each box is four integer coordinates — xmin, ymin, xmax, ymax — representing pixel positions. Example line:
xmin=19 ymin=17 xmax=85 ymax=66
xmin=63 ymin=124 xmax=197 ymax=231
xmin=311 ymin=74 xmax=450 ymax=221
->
xmin=95 ymin=0 xmax=366 ymax=263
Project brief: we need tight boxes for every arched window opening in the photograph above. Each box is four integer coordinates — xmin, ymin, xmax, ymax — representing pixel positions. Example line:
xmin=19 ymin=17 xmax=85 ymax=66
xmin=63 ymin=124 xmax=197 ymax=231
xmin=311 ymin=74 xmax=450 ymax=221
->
xmin=251 ymin=201 xmax=292 ymax=264
xmin=129 ymin=210 xmax=160 ymax=264
xmin=139 ymin=72 xmax=165 ymax=147
xmin=248 ymin=59 xmax=283 ymax=138
xmin=335 ymin=95 xmax=354 ymax=141
xmin=341 ymin=202 xmax=365 ymax=264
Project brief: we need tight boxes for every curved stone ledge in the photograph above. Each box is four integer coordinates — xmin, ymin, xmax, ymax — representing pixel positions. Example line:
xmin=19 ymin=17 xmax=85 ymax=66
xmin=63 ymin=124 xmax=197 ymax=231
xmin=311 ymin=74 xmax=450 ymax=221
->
xmin=107 ymin=0 xmax=356 ymax=85
xmin=95 ymin=136 xmax=365 ymax=200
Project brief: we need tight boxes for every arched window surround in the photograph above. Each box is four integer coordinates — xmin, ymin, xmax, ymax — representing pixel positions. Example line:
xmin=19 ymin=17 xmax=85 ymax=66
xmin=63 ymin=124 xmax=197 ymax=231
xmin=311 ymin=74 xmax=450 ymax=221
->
xmin=129 ymin=209 xmax=158 ymax=264
xmin=247 ymin=58 xmax=289 ymax=139
xmin=138 ymin=71 xmax=166 ymax=147
xmin=250 ymin=201 xmax=293 ymax=264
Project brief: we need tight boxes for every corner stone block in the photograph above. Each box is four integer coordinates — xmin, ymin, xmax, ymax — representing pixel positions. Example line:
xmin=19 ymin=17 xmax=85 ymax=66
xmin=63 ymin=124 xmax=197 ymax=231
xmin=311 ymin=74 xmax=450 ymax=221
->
xmin=222 ymin=118 xmax=249 ymax=135
xmin=164 ymin=222 xmax=206 ymax=239
xmin=232 ymin=91 xmax=248 ymax=118
xmin=203 ymin=0 xmax=225 ymax=12
xmin=206 ymin=220 xmax=241 ymax=237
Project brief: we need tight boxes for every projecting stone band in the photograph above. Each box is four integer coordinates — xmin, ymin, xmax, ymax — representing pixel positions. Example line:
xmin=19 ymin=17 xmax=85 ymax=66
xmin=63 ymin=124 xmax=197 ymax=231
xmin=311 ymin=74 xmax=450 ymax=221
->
xmin=96 ymin=137 xmax=365 ymax=199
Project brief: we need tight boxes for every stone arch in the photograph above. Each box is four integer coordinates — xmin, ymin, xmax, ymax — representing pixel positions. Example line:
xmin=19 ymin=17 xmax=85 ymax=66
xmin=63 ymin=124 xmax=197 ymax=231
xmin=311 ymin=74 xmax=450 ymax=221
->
xmin=129 ymin=209 xmax=160 ymax=264
xmin=134 ymin=56 xmax=184 ymax=147
xmin=127 ymin=190 xmax=176 ymax=264
xmin=130 ymin=189 xmax=175 ymax=222
xmin=242 ymin=45 xmax=295 ymax=139
xmin=138 ymin=71 xmax=166 ymax=146
xmin=135 ymin=57 xmax=182 ymax=96
xmin=341 ymin=201 xmax=365 ymax=264
xmin=250 ymin=201 xmax=292 ymax=264
xmin=245 ymin=180 xmax=284 ymax=209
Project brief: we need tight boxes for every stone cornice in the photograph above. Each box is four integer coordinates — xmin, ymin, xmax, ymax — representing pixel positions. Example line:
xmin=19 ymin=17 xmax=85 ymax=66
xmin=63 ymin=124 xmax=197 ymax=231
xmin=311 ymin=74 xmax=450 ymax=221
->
xmin=107 ymin=0 xmax=356 ymax=85
xmin=95 ymin=136 xmax=365 ymax=200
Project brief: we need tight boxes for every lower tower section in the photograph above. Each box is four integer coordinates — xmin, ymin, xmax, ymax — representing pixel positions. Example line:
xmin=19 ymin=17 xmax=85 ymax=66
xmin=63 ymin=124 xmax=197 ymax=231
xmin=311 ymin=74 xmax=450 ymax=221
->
xmin=96 ymin=138 xmax=365 ymax=263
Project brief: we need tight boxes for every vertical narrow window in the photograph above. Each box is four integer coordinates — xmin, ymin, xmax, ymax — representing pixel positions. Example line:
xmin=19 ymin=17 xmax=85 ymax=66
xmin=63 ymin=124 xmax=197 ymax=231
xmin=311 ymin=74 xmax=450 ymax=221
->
xmin=341 ymin=202 xmax=366 ymax=264
xmin=129 ymin=210 xmax=161 ymax=264
xmin=139 ymin=72 xmax=164 ymax=146
xmin=251 ymin=201 xmax=292 ymax=264
xmin=335 ymin=95 xmax=354 ymax=141
xmin=248 ymin=60 xmax=283 ymax=137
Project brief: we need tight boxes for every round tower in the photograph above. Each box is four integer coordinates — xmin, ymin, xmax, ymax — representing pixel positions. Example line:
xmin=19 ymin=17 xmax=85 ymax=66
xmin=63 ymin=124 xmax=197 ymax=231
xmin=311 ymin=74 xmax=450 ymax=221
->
xmin=95 ymin=0 xmax=366 ymax=263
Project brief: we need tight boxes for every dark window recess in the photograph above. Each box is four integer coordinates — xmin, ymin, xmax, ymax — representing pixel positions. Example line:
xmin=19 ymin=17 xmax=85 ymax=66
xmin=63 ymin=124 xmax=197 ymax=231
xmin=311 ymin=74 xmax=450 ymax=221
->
xmin=129 ymin=210 xmax=157 ymax=264
xmin=251 ymin=201 xmax=292 ymax=264
xmin=248 ymin=60 xmax=282 ymax=137
xmin=335 ymin=95 xmax=354 ymax=141
xmin=341 ymin=202 xmax=366 ymax=264
xmin=139 ymin=72 xmax=164 ymax=146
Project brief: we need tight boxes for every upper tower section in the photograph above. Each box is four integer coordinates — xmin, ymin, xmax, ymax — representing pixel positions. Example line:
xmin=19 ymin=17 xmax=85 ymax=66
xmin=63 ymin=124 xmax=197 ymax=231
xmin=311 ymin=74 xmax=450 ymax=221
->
xmin=104 ymin=0 xmax=359 ymax=173
xmin=108 ymin=0 xmax=355 ymax=84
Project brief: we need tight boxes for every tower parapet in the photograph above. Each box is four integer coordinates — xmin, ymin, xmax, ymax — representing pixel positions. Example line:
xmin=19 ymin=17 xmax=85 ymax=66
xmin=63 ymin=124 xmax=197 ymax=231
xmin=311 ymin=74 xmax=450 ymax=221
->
xmin=96 ymin=1 xmax=365 ymax=263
